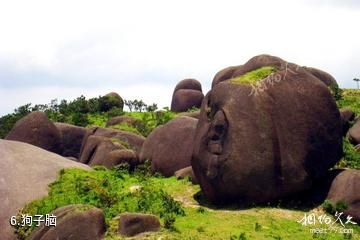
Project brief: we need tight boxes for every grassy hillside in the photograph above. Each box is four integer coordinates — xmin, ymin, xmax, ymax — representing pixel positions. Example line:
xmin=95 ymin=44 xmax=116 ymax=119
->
xmin=14 ymin=167 xmax=360 ymax=240
xmin=5 ymin=90 xmax=360 ymax=239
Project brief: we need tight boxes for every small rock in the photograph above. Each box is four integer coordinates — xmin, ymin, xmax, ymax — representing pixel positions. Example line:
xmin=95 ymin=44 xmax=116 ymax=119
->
xmin=118 ymin=213 xmax=160 ymax=237
xmin=175 ymin=166 xmax=198 ymax=184
xmin=29 ymin=204 xmax=106 ymax=240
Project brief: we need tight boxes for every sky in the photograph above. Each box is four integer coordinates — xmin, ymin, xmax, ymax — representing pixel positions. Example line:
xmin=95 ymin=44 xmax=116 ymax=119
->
xmin=0 ymin=0 xmax=359 ymax=116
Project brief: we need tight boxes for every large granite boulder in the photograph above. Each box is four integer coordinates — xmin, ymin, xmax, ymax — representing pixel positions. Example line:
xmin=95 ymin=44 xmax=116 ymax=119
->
xmin=55 ymin=122 xmax=90 ymax=158
xmin=99 ymin=92 xmax=124 ymax=112
xmin=212 ymin=66 xmax=240 ymax=88
xmin=5 ymin=112 xmax=63 ymax=154
xmin=192 ymin=55 xmax=343 ymax=204
xmin=140 ymin=116 xmax=198 ymax=177
xmin=327 ymin=169 xmax=360 ymax=223
xmin=79 ymin=135 xmax=123 ymax=165
xmin=0 ymin=140 xmax=90 ymax=240
xmin=105 ymin=149 xmax=138 ymax=169
xmin=93 ymin=127 xmax=145 ymax=153
xmin=171 ymin=79 xmax=204 ymax=112
xmin=304 ymin=67 xmax=339 ymax=88
xmin=29 ymin=205 xmax=106 ymax=240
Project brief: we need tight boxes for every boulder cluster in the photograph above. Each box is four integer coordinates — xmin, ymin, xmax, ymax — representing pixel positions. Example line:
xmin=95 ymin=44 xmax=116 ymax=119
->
xmin=2 ymin=55 xmax=360 ymax=239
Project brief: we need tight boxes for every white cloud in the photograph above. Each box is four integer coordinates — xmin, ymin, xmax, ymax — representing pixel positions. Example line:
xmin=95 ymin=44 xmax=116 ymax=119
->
xmin=0 ymin=0 xmax=359 ymax=115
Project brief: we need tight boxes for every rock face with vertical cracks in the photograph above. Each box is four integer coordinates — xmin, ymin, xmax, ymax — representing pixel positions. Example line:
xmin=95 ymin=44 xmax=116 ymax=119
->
xmin=192 ymin=56 xmax=343 ymax=204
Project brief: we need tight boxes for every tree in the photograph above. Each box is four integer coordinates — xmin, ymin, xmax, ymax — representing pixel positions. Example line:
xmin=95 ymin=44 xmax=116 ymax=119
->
xmin=146 ymin=103 xmax=158 ymax=112
xmin=98 ymin=95 xmax=123 ymax=112
xmin=124 ymin=100 xmax=134 ymax=112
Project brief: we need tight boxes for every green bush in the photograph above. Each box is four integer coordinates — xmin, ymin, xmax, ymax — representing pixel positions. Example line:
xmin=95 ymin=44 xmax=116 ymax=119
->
xmin=71 ymin=112 xmax=89 ymax=127
xmin=336 ymin=138 xmax=360 ymax=169
xmin=14 ymin=167 xmax=185 ymax=239
xmin=110 ymin=123 xmax=142 ymax=136
xmin=322 ymin=199 xmax=348 ymax=215
xmin=99 ymin=96 xmax=124 ymax=112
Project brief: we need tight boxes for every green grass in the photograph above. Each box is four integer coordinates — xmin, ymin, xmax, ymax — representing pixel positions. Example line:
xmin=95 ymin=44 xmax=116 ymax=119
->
xmin=228 ymin=66 xmax=277 ymax=85
xmin=336 ymin=138 xmax=360 ymax=169
xmin=109 ymin=123 xmax=143 ymax=136
xmin=14 ymin=167 xmax=359 ymax=240
xmin=86 ymin=113 xmax=108 ymax=128
xmin=83 ymin=111 xmax=178 ymax=137
xmin=337 ymin=89 xmax=360 ymax=115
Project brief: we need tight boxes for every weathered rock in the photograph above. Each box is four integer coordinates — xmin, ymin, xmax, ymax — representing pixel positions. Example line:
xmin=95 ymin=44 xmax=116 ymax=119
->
xmin=99 ymin=92 xmax=124 ymax=112
xmin=79 ymin=135 xmax=123 ymax=166
xmin=105 ymin=91 xmax=122 ymax=100
xmin=55 ymin=122 xmax=89 ymax=158
xmin=175 ymin=166 xmax=198 ymax=184
xmin=340 ymin=108 xmax=356 ymax=136
xmin=212 ymin=65 xmax=240 ymax=88
xmin=106 ymin=115 xmax=139 ymax=127
xmin=103 ymin=149 xmax=138 ymax=169
xmin=93 ymin=127 xmax=145 ymax=153
xmin=178 ymin=111 xmax=201 ymax=119
xmin=118 ymin=213 xmax=160 ymax=237
xmin=0 ymin=140 xmax=90 ymax=240
xmin=5 ymin=112 xmax=63 ymax=154
xmin=30 ymin=205 xmax=106 ymax=240
xmin=348 ymin=119 xmax=360 ymax=145
xmin=171 ymin=79 xmax=204 ymax=112
xmin=171 ymin=89 xmax=204 ymax=112
xmin=140 ymin=116 xmax=198 ymax=177
xmin=174 ymin=78 xmax=202 ymax=92
xmin=304 ymin=67 xmax=338 ymax=88
xmin=231 ymin=54 xmax=285 ymax=79
xmin=327 ymin=169 xmax=360 ymax=223
xmin=66 ymin=156 xmax=78 ymax=162
xmin=192 ymin=56 xmax=343 ymax=204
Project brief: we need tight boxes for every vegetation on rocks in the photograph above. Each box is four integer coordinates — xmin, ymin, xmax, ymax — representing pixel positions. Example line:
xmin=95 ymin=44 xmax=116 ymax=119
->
xmin=0 ymin=95 xmax=177 ymax=138
xmin=228 ymin=66 xmax=277 ymax=85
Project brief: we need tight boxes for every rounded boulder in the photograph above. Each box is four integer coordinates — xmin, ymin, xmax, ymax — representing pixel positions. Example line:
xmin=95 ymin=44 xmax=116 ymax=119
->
xmin=5 ymin=112 xmax=63 ymax=154
xmin=327 ymin=169 xmax=360 ymax=223
xmin=171 ymin=79 xmax=204 ymax=112
xmin=140 ymin=116 xmax=198 ymax=177
xmin=192 ymin=57 xmax=343 ymax=204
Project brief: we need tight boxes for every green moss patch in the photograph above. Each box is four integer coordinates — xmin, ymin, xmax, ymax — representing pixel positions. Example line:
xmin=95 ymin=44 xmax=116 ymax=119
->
xmin=228 ymin=66 xmax=277 ymax=85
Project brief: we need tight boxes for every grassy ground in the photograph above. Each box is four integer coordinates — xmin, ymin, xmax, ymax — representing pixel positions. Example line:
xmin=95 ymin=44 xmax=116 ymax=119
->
xmin=337 ymin=89 xmax=360 ymax=115
xmin=15 ymin=167 xmax=360 ymax=240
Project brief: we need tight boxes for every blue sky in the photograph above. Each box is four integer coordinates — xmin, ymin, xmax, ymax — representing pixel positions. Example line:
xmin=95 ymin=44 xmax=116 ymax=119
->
xmin=0 ymin=0 xmax=360 ymax=116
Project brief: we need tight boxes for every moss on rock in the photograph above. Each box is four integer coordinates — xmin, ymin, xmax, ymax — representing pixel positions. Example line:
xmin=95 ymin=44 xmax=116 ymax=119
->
xmin=228 ymin=66 xmax=277 ymax=85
